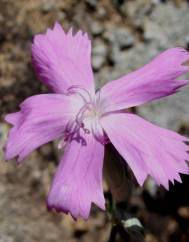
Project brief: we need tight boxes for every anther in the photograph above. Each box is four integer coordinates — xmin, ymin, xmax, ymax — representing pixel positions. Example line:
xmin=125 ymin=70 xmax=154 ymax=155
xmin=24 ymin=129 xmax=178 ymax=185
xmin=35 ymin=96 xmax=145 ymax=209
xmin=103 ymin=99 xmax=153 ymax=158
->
xmin=80 ymin=122 xmax=85 ymax=128
xmin=84 ymin=128 xmax=90 ymax=134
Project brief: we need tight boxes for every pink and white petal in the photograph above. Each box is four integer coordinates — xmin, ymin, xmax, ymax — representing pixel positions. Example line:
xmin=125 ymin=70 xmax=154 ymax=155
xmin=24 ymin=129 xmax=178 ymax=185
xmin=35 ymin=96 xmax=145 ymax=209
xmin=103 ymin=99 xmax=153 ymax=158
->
xmin=101 ymin=48 xmax=189 ymax=112
xmin=32 ymin=22 xmax=95 ymax=94
xmin=47 ymin=133 xmax=105 ymax=220
xmin=5 ymin=94 xmax=82 ymax=162
xmin=101 ymin=113 xmax=189 ymax=189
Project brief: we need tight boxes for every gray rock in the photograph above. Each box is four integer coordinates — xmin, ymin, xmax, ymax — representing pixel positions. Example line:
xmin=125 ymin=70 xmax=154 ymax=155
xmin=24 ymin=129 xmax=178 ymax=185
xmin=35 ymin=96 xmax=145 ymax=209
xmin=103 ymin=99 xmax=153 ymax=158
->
xmin=0 ymin=235 xmax=14 ymax=242
xmin=115 ymin=28 xmax=135 ymax=49
xmin=103 ymin=27 xmax=135 ymax=67
xmin=91 ymin=22 xmax=104 ymax=36
xmin=109 ymin=45 xmax=120 ymax=65
xmin=120 ymin=0 xmax=153 ymax=24
xmin=86 ymin=0 xmax=97 ymax=8
xmin=185 ymin=35 xmax=189 ymax=49
xmin=144 ymin=2 xmax=189 ymax=48
xmin=41 ymin=0 xmax=55 ymax=13
xmin=0 ymin=123 xmax=7 ymax=160
xmin=92 ymin=42 xmax=107 ymax=70
xmin=104 ymin=27 xmax=135 ymax=48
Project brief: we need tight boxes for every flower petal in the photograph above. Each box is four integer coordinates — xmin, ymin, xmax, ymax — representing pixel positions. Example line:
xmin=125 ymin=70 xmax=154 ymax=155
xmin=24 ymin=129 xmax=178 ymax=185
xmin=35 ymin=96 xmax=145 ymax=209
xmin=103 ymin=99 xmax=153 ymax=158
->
xmin=31 ymin=22 xmax=95 ymax=94
xmin=5 ymin=112 xmax=22 ymax=126
xmin=101 ymin=112 xmax=189 ymax=189
xmin=5 ymin=94 xmax=82 ymax=162
xmin=47 ymin=132 xmax=105 ymax=220
xmin=101 ymin=48 xmax=189 ymax=112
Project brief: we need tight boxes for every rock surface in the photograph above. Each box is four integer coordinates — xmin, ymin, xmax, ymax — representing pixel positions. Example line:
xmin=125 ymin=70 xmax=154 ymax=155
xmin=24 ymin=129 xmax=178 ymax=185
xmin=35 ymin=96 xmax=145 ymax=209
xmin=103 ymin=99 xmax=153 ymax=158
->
xmin=0 ymin=0 xmax=189 ymax=242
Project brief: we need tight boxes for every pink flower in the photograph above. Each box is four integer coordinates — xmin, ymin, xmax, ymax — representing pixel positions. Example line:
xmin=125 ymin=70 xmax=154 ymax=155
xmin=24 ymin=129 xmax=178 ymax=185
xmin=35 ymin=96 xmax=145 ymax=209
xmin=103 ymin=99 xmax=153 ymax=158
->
xmin=4 ymin=22 xmax=189 ymax=220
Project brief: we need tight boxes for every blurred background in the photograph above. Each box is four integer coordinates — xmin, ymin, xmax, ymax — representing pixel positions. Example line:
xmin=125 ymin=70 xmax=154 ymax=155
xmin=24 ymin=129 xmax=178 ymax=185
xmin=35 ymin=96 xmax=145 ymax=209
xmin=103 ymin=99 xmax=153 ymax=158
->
xmin=0 ymin=0 xmax=189 ymax=241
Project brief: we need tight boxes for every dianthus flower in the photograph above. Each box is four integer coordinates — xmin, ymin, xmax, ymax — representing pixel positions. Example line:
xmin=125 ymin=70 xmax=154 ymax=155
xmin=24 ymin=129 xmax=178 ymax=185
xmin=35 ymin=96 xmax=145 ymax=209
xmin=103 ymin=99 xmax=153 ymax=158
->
xmin=4 ymin=22 xmax=189 ymax=220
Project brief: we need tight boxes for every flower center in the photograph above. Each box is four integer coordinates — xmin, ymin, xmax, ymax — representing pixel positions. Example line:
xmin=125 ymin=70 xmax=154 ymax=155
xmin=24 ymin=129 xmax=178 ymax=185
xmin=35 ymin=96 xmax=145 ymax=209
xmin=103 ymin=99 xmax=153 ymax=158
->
xmin=62 ymin=85 xmax=108 ymax=145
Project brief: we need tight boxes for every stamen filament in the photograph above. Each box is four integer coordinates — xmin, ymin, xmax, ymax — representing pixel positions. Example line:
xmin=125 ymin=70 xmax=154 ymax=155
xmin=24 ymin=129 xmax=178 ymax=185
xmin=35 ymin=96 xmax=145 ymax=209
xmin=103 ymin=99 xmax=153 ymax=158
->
xmin=67 ymin=85 xmax=93 ymax=103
